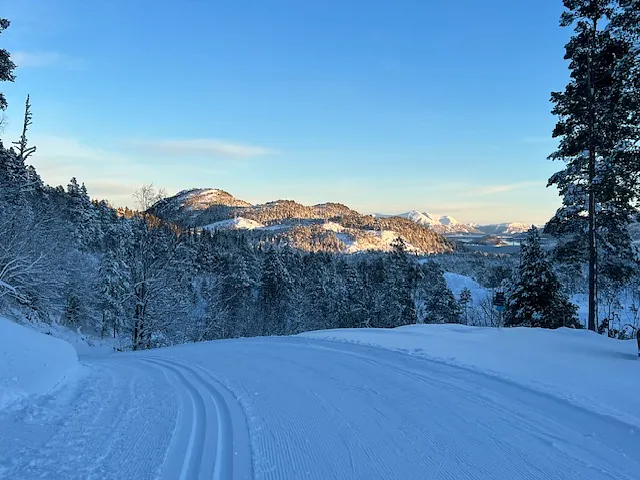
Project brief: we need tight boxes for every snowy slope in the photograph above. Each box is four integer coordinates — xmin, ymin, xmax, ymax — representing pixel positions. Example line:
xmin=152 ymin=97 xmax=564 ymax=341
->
xmin=444 ymin=272 xmax=490 ymax=305
xmin=385 ymin=211 xmax=535 ymax=236
xmin=394 ymin=211 xmax=482 ymax=234
xmin=475 ymin=222 xmax=533 ymax=235
xmin=439 ymin=215 xmax=459 ymax=226
xmin=401 ymin=210 xmax=439 ymax=226
xmin=0 ymin=318 xmax=78 ymax=409
xmin=177 ymin=188 xmax=252 ymax=211
xmin=2 ymin=325 xmax=640 ymax=479
xmin=203 ymin=217 xmax=265 ymax=231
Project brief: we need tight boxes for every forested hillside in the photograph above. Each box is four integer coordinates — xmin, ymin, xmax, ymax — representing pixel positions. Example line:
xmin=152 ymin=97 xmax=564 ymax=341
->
xmin=150 ymin=188 xmax=456 ymax=255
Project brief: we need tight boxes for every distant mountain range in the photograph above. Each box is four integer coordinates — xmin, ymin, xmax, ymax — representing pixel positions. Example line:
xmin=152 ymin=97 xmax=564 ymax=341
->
xmin=374 ymin=210 xmax=533 ymax=236
xmin=149 ymin=189 xmax=456 ymax=255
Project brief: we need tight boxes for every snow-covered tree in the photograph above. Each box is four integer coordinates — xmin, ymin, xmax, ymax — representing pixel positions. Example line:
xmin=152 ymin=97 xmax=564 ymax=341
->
xmin=506 ymin=228 xmax=580 ymax=329
xmin=421 ymin=261 xmax=461 ymax=324
xmin=459 ymin=287 xmax=472 ymax=325
xmin=546 ymin=0 xmax=640 ymax=331
xmin=0 ymin=18 xmax=16 ymax=112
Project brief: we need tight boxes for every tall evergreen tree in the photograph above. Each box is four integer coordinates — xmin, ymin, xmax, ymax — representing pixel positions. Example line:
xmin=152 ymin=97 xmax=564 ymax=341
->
xmin=260 ymin=249 xmax=294 ymax=336
xmin=546 ymin=0 xmax=640 ymax=331
xmin=506 ymin=228 xmax=580 ymax=329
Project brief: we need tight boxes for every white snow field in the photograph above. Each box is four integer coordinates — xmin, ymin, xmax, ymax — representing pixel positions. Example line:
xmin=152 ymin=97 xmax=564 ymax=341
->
xmin=1 ymin=320 xmax=640 ymax=480
xmin=0 ymin=317 xmax=77 ymax=410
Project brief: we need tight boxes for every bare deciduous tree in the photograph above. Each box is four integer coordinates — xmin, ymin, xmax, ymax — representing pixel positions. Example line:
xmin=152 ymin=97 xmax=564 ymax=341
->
xmin=132 ymin=183 xmax=166 ymax=212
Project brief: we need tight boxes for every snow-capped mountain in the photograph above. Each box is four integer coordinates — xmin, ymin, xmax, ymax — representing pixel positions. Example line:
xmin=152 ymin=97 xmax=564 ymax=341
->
xmin=474 ymin=223 xmax=533 ymax=236
xmin=378 ymin=210 xmax=534 ymax=236
xmin=392 ymin=211 xmax=481 ymax=234
xmin=399 ymin=210 xmax=440 ymax=227
xmin=439 ymin=216 xmax=459 ymax=226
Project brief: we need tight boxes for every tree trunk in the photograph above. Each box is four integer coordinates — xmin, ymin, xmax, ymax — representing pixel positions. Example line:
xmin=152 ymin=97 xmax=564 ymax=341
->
xmin=587 ymin=11 xmax=598 ymax=332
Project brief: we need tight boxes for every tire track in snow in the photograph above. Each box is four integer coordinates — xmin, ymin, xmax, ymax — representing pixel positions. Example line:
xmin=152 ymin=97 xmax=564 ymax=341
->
xmin=141 ymin=357 xmax=252 ymax=480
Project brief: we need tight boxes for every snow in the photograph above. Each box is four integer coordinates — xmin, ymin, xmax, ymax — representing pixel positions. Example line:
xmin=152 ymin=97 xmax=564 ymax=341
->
xmin=26 ymin=320 xmax=120 ymax=356
xmin=203 ymin=217 xmax=265 ymax=231
xmin=402 ymin=210 xmax=439 ymax=226
xmin=0 ymin=317 xmax=78 ymax=410
xmin=303 ymin=324 xmax=640 ymax=429
xmin=438 ymin=215 xmax=460 ymax=226
xmin=338 ymin=229 xmax=419 ymax=254
xmin=444 ymin=272 xmax=490 ymax=305
xmin=476 ymin=222 xmax=533 ymax=235
xmin=2 ymin=321 xmax=640 ymax=479
xmin=321 ymin=221 xmax=344 ymax=233
xmin=180 ymin=188 xmax=227 ymax=210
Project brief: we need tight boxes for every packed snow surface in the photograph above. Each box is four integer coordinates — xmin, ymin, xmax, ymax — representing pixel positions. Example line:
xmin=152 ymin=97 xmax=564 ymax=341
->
xmin=2 ymin=323 xmax=639 ymax=479
xmin=0 ymin=317 xmax=77 ymax=410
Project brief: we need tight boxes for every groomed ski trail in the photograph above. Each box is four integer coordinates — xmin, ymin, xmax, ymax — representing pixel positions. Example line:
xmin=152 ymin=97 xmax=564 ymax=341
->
xmin=141 ymin=357 xmax=252 ymax=480
xmin=2 ymin=335 xmax=639 ymax=480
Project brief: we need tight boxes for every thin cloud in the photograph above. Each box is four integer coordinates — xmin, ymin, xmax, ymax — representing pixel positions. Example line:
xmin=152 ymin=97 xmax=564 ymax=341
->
xmin=12 ymin=51 xmax=81 ymax=69
xmin=472 ymin=181 xmax=542 ymax=196
xmin=132 ymin=138 xmax=279 ymax=158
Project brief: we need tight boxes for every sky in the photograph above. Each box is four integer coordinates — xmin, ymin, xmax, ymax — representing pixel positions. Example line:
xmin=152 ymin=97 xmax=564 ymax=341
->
xmin=0 ymin=0 xmax=572 ymax=224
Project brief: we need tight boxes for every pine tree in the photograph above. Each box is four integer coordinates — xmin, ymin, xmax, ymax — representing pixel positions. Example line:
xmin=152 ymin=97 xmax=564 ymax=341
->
xmin=0 ymin=18 xmax=16 ymax=112
xmin=259 ymin=249 xmax=294 ymax=336
xmin=546 ymin=0 xmax=640 ymax=331
xmin=388 ymin=237 xmax=417 ymax=326
xmin=421 ymin=261 xmax=461 ymax=324
xmin=459 ymin=287 xmax=472 ymax=325
xmin=0 ymin=141 xmax=29 ymax=204
xmin=98 ymin=230 xmax=129 ymax=338
xmin=506 ymin=227 xmax=580 ymax=329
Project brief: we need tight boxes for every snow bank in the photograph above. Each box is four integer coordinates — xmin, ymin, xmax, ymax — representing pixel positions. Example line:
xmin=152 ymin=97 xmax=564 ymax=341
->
xmin=26 ymin=321 xmax=119 ymax=356
xmin=302 ymin=324 xmax=640 ymax=428
xmin=0 ymin=318 xmax=78 ymax=409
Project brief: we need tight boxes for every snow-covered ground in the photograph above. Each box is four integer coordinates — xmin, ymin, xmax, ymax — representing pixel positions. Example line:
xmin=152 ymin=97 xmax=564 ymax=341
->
xmin=203 ymin=217 xmax=265 ymax=231
xmin=0 ymin=317 xmax=77 ymax=410
xmin=1 ymin=320 xmax=639 ymax=479
xmin=444 ymin=272 xmax=490 ymax=305
xmin=303 ymin=324 xmax=640 ymax=429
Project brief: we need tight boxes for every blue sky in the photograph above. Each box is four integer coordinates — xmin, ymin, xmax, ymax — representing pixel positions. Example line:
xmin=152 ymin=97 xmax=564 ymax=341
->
xmin=1 ymin=0 xmax=570 ymax=224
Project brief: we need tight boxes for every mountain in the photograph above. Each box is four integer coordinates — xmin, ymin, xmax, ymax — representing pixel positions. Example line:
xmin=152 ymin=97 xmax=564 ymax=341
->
xmin=150 ymin=188 xmax=252 ymax=227
xmin=474 ymin=223 xmax=533 ymax=236
xmin=439 ymin=216 xmax=459 ymax=226
xmin=392 ymin=211 xmax=481 ymax=234
xmin=151 ymin=190 xmax=456 ymax=255
xmin=378 ymin=210 xmax=534 ymax=236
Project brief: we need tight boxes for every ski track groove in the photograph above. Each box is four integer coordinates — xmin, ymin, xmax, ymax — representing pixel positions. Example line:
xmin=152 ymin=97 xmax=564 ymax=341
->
xmin=141 ymin=355 xmax=252 ymax=480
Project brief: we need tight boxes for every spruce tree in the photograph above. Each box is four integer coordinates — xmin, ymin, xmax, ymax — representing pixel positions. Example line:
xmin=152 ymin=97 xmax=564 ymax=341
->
xmin=506 ymin=228 xmax=580 ymax=329
xmin=546 ymin=0 xmax=640 ymax=331
xmin=421 ymin=261 xmax=461 ymax=324
xmin=459 ymin=287 xmax=472 ymax=325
